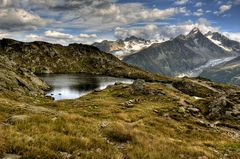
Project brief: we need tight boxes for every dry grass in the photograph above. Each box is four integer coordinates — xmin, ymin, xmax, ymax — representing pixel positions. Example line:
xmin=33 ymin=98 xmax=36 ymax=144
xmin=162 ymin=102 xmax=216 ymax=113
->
xmin=0 ymin=83 xmax=239 ymax=159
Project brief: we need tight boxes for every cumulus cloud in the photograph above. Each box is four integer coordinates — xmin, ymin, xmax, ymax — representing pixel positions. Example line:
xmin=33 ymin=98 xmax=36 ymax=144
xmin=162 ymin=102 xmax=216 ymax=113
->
xmin=223 ymin=32 xmax=240 ymax=42
xmin=195 ymin=2 xmax=203 ymax=7
xmin=23 ymin=30 xmax=99 ymax=45
xmin=24 ymin=34 xmax=43 ymax=41
xmin=114 ymin=24 xmax=159 ymax=40
xmin=0 ymin=8 xmax=47 ymax=31
xmin=0 ymin=31 xmax=10 ymax=39
xmin=44 ymin=30 xmax=97 ymax=40
xmin=44 ymin=30 xmax=74 ymax=39
xmin=194 ymin=9 xmax=203 ymax=16
xmin=174 ymin=0 xmax=189 ymax=5
xmin=114 ymin=18 xmax=219 ymax=40
xmin=215 ymin=4 xmax=232 ymax=15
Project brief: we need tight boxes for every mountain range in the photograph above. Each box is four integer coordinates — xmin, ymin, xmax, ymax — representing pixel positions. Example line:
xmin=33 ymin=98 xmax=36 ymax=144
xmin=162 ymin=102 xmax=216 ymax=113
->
xmin=93 ymin=36 xmax=161 ymax=59
xmin=94 ymin=28 xmax=240 ymax=84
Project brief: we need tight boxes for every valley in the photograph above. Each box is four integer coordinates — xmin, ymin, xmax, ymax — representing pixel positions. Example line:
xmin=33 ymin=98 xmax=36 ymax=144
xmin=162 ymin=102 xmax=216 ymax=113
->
xmin=0 ymin=1 xmax=240 ymax=158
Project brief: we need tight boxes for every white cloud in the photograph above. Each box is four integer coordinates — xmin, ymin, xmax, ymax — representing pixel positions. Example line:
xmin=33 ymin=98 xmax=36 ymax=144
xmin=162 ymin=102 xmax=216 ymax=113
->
xmin=79 ymin=34 xmax=97 ymax=38
xmin=174 ymin=0 xmax=189 ymax=5
xmin=195 ymin=2 xmax=203 ymax=7
xmin=114 ymin=18 xmax=219 ymax=40
xmin=194 ymin=9 xmax=203 ymax=16
xmin=223 ymin=32 xmax=240 ymax=42
xmin=114 ymin=24 xmax=158 ymax=39
xmin=44 ymin=30 xmax=74 ymax=39
xmin=25 ymin=34 xmax=43 ymax=41
xmin=217 ymin=4 xmax=232 ymax=14
xmin=44 ymin=30 xmax=97 ymax=40
xmin=0 ymin=31 xmax=10 ymax=39
xmin=47 ymin=2 xmax=188 ymax=32
xmin=0 ymin=8 xmax=47 ymax=31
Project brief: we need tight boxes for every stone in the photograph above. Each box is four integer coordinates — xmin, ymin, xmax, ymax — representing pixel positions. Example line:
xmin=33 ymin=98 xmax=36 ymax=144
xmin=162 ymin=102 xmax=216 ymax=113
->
xmin=132 ymin=79 xmax=145 ymax=93
xmin=178 ymin=107 xmax=186 ymax=113
xmin=94 ymin=88 xmax=102 ymax=92
xmin=122 ymin=99 xmax=140 ymax=107
xmin=2 ymin=154 xmax=21 ymax=159
xmin=188 ymin=107 xmax=200 ymax=113
xmin=115 ymin=82 xmax=122 ymax=85
xmin=208 ymin=96 xmax=234 ymax=120
xmin=100 ymin=121 xmax=109 ymax=128
xmin=7 ymin=115 xmax=29 ymax=124
xmin=59 ymin=152 xmax=72 ymax=159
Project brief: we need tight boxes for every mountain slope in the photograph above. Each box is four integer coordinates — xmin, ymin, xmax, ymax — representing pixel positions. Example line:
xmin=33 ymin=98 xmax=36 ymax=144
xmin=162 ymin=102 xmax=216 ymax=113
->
xmin=0 ymin=38 xmax=167 ymax=82
xmin=206 ymin=31 xmax=240 ymax=53
xmin=93 ymin=36 xmax=158 ymax=59
xmin=123 ymin=28 xmax=232 ymax=76
xmin=200 ymin=56 xmax=240 ymax=85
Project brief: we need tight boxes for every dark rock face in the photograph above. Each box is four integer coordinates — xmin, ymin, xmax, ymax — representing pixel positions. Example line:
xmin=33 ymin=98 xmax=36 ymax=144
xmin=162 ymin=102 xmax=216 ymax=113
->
xmin=123 ymin=28 xmax=232 ymax=76
xmin=206 ymin=31 xmax=240 ymax=53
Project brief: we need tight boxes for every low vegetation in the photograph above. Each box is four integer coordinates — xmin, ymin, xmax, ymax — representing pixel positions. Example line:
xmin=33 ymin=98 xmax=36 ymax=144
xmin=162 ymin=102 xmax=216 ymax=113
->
xmin=0 ymin=78 xmax=239 ymax=159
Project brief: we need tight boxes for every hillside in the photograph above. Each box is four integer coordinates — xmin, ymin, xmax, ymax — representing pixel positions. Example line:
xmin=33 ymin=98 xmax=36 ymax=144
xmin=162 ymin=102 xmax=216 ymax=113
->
xmin=1 ymin=66 xmax=240 ymax=158
xmin=0 ymin=38 xmax=167 ymax=82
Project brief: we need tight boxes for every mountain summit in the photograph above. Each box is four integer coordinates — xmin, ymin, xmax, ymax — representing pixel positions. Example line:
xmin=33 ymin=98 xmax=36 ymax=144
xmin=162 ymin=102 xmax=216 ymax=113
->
xmin=93 ymin=36 xmax=156 ymax=59
xmin=123 ymin=28 xmax=238 ymax=76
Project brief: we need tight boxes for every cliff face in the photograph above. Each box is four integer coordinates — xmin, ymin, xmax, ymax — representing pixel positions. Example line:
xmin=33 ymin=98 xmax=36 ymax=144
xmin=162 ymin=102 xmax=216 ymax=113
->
xmin=0 ymin=38 xmax=167 ymax=82
xmin=0 ymin=55 xmax=49 ymax=95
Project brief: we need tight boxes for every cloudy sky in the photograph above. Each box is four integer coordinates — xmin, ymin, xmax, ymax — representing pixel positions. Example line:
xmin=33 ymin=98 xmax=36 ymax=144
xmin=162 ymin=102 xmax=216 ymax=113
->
xmin=0 ymin=0 xmax=240 ymax=45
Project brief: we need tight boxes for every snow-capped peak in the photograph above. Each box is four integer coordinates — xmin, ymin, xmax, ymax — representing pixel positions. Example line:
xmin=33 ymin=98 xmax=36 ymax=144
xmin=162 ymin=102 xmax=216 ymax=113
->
xmin=189 ymin=27 xmax=201 ymax=35
xmin=206 ymin=32 xmax=232 ymax=52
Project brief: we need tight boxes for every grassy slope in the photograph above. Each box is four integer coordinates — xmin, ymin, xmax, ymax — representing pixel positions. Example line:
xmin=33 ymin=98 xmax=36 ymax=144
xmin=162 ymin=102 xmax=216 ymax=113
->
xmin=0 ymin=80 xmax=240 ymax=159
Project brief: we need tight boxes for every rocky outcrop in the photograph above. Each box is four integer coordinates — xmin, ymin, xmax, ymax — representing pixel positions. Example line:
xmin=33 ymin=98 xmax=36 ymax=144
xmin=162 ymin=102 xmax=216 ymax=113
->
xmin=0 ymin=55 xmax=49 ymax=95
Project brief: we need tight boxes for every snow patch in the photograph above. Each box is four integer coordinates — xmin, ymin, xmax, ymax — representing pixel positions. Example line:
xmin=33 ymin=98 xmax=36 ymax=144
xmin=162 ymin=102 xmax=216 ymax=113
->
xmin=207 ymin=35 xmax=232 ymax=52
xmin=177 ymin=56 xmax=237 ymax=77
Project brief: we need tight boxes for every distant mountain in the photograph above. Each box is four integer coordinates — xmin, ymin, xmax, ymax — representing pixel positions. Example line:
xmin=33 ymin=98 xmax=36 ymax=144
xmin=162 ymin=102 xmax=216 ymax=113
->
xmin=123 ymin=27 xmax=236 ymax=76
xmin=0 ymin=38 xmax=167 ymax=82
xmin=200 ymin=56 xmax=240 ymax=85
xmin=93 ymin=36 xmax=162 ymax=59
xmin=206 ymin=31 xmax=240 ymax=53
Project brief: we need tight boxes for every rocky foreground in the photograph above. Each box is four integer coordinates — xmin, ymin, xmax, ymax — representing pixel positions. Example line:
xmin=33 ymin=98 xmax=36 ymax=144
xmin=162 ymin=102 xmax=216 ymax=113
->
xmin=0 ymin=39 xmax=240 ymax=158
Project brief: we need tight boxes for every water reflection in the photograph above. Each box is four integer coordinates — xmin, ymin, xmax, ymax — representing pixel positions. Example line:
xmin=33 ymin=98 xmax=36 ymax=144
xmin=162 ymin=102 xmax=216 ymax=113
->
xmin=38 ymin=74 xmax=133 ymax=100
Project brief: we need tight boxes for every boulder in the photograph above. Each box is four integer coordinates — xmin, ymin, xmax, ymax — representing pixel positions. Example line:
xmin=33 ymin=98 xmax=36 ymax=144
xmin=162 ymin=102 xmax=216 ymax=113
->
xmin=208 ymin=96 xmax=234 ymax=120
xmin=132 ymin=79 xmax=145 ymax=93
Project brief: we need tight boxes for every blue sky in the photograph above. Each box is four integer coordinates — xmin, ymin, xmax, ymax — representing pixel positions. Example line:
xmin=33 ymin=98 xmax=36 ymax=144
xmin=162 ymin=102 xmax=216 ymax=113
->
xmin=0 ymin=0 xmax=239 ymax=44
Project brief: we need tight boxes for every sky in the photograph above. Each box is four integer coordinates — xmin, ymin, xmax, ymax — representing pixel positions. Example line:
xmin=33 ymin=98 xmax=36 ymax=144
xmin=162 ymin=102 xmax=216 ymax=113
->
xmin=0 ymin=0 xmax=240 ymax=45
